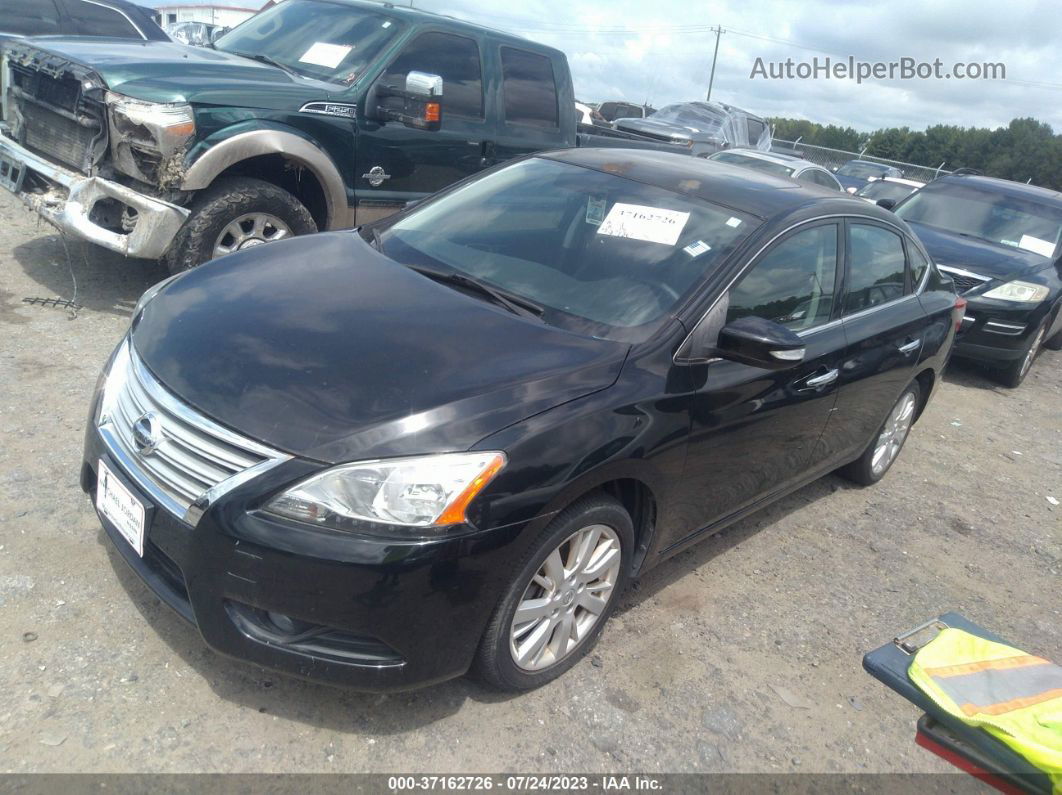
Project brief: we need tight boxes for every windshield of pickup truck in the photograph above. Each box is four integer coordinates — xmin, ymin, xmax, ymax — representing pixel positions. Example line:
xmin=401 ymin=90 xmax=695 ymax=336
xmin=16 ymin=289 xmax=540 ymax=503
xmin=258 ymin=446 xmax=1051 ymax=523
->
xmin=214 ymin=0 xmax=406 ymax=84
xmin=377 ymin=158 xmax=756 ymax=340
xmin=710 ymin=151 xmax=795 ymax=178
xmin=651 ymin=103 xmax=726 ymax=130
xmin=895 ymin=183 xmax=1062 ymax=258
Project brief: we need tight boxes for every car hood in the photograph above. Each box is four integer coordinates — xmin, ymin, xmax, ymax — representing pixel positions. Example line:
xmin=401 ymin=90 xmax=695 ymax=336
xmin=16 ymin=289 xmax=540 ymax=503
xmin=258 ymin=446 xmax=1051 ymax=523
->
xmin=614 ymin=117 xmax=723 ymax=144
xmin=5 ymin=38 xmax=338 ymax=107
xmin=905 ymin=220 xmax=1052 ymax=281
xmin=131 ymin=233 xmax=629 ymax=464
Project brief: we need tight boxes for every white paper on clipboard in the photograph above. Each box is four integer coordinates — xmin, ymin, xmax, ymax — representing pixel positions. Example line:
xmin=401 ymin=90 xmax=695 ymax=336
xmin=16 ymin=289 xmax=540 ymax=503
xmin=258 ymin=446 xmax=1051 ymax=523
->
xmin=596 ymin=203 xmax=690 ymax=246
xmin=299 ymin=43 xmax=353 ymax=69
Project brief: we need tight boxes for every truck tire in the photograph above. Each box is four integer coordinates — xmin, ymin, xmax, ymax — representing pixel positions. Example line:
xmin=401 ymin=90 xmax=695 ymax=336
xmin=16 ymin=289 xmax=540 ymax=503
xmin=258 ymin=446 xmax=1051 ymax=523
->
xmin=164 ymin=177 xmax=317 ymax=273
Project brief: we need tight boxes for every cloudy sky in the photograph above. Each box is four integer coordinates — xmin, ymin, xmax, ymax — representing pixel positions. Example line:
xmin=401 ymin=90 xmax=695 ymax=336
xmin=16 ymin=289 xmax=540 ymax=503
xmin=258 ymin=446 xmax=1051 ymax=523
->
xmin=414 ymin=0 xmax=1062 ymax=132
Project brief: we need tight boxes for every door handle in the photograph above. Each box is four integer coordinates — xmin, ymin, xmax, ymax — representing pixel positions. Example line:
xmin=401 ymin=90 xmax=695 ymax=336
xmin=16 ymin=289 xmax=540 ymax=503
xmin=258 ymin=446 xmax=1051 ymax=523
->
xmin=898 ymin=339 xmax=921 ymax=355
xmin=796 ymin=368 xmax=839 ymax=391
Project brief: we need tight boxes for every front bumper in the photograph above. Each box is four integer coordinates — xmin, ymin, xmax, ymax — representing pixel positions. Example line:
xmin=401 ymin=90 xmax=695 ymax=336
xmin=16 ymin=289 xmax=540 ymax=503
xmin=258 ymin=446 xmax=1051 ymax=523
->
xmin=953 ymin=298 xmax=1050 ymax=363
xmin=81 ymin=422 xmax=525 ymax=691
xmin=0 ymin=135 xmax=187 ymax=259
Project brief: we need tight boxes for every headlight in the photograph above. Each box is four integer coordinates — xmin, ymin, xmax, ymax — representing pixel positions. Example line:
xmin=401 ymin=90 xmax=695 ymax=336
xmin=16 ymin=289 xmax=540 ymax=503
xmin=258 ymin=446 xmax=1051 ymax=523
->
xmin=980 ymin=280 xmax=1050 ymax=303
xmin=264 ymin=451 xmax=507 ymax=533
xmin=107 ymin=92 xmax=196 ymax=184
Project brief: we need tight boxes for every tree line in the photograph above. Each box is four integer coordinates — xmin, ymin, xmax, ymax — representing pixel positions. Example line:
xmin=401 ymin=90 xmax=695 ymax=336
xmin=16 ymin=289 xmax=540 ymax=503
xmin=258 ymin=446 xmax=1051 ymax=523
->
xmin=768 ymin=117 xmax=1062 ymax=190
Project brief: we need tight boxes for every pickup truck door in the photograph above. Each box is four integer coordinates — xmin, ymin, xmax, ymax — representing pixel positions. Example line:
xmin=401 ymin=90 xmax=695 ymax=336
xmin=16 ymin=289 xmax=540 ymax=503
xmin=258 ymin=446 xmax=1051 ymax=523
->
xmin=354 ymin=30 xmax=494 ymax=223
xmin=490 ymin=45 xmax=572 ymax=164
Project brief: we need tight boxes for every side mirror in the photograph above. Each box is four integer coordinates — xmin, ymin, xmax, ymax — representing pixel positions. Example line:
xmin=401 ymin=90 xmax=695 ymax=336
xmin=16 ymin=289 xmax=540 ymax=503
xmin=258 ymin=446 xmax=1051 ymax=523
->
xmin=716 ymin=316 xmax=806 ymax=370
xmin=366 ymin=71 xmax=443 ymax=131
xmin=876 ymin=198 xmax=896 ymax=211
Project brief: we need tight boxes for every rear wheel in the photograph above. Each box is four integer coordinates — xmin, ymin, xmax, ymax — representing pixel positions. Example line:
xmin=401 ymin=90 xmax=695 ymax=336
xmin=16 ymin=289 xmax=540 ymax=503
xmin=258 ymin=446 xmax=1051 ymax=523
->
xmin=164 ymin=177 xmax=317 ymax=273
xmin=472 ymin=494 xmax=632 ymax=691
xmin=839 ymin=382 xmax=921 ymax=486
xmin=998 ymin=321 xmax=1046 ymax=388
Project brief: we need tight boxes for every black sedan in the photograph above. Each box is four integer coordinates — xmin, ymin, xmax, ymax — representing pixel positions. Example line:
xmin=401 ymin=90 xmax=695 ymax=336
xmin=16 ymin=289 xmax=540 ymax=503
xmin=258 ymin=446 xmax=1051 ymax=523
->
xmin=894 ymin=174 xmax=1062 ymax=387
xmin=82 ymin=150 xmax=962 ymax=691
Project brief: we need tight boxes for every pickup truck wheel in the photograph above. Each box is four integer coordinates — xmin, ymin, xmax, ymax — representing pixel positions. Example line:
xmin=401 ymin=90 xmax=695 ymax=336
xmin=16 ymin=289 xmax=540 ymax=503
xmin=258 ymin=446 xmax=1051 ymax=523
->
xmin=164 ymin=177 xmax=317 ymax=273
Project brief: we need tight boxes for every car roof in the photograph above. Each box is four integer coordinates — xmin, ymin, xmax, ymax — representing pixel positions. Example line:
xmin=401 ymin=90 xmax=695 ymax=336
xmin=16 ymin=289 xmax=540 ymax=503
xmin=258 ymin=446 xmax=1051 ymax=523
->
xmin=928 ymin=173 xmax=1062 ymax=204
xmin=331 ymin=0 xmax=561 ymax=56
xmin=845 ymin=159 xmax=891 ymax=167
xmin=545 ymin=148 xmax=888 ymax=222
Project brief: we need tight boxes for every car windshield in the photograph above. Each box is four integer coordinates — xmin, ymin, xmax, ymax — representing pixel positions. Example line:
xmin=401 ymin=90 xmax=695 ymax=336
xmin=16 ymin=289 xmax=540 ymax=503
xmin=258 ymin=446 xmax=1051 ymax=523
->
xmin=710 ymin=152 xmax=794 ymax=177
xmin=858 ymin=181 xmax=917 ymax=202
xmin=837 ymin=161 xmax=888 ymax=179
xmin=896 ymin=183 xmax=1062 ymax=258
xmin=378 ymin=158 xmax=757 ymax=340
xmin=214 ymin=0 xmax=406 ymax=85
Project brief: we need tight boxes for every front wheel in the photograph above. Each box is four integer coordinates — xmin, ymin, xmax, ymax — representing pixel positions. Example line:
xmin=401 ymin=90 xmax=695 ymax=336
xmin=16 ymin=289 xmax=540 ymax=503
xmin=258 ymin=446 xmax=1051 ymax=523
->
xmin=839 ymin=382 xmax=921 ymax=486
xmin=163 ymin=177 xmax=317 ymax=273
xmin=997 ymin=321 xmax=1047 ymax=388
xmin=472 ymin=495 xmax=633 ymax=691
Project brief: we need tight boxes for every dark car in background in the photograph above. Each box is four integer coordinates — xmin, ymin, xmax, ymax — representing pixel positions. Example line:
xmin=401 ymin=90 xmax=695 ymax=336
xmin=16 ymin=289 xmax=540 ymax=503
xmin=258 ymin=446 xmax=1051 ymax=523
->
xmin=597 ymin=100 xmax=654 ymax=123
xmin=834 ymin=159 xmax=903 ymax=192
xmin=82 ymin=150 xmax=960 ymax=692
xmin=615 ymin=101 xmax=771 ymax=155
xmin=708 ymin=149 xmax=843 ymax=191
xmin=895 ymin=174 xmax=1062 ymax=386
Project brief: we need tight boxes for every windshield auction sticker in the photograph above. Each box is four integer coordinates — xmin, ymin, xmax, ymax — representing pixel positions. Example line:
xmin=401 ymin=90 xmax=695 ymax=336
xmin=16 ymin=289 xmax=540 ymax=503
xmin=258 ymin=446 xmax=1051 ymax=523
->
xmin=299 ymin=42 xmax=353 ymax=69
xmin=597 ymin=203 xmax=690 ymax=245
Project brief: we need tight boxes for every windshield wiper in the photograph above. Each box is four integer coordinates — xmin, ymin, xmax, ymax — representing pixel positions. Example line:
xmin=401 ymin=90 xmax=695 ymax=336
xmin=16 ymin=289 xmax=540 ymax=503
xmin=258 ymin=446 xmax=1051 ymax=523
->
xmin=231 ymin=51 xmax=301 ymax=79
xmin=410 ymin=265 xmax=544 ymax=319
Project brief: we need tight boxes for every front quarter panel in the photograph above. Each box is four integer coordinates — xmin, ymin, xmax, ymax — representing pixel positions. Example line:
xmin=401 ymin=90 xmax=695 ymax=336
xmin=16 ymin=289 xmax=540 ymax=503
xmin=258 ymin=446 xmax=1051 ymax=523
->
xmin=471 ymin=321 xmax=694 ymax=573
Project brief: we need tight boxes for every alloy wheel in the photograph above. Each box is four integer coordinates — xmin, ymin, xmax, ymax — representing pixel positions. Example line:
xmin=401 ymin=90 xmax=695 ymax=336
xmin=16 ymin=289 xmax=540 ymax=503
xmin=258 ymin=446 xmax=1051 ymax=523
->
xmin=871 ymin=390 xmax=917 ymax=476
xmin=509 ymin=524 xmax=622 ymax=671
xmin=1019 ymin=325 xmax=1046 ymax=380
xmin=213 ymin=213 xmax=292 ymax=258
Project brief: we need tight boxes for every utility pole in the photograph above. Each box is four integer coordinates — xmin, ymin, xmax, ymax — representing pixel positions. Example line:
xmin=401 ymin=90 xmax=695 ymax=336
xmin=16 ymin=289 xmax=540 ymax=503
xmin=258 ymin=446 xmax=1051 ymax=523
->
xmin=706 ymin=26 xmax=723 ymax=102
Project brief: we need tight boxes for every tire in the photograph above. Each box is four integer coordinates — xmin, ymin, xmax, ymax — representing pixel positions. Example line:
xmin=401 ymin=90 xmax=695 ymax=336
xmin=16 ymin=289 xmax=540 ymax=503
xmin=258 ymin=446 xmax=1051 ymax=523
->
xmin=472 ymin=494 xmax=633 ymax=691
xmin=1043 ymin=315 xmax=1062 ymax=351
xmin=997 ymin=321 xmax=1047 ymax=388
xmin=163 ymin=177 xmax=317 ymax=273
xmin=838 ymin=381 xmax=921 ymax=486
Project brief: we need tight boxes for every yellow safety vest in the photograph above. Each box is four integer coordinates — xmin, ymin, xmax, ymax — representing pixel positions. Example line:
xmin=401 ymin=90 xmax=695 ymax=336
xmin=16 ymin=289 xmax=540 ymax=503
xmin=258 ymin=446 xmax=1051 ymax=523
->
xmin=909 ymin=627 xmax=1062 ymax=792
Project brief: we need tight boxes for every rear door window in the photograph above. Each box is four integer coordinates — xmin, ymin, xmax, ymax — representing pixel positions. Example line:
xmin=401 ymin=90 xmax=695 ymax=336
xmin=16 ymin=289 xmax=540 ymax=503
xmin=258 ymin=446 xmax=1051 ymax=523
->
xmin=501 ymin=47 xmax=559 ymax=128
xmin=844 ymin=223 xmax=910 ymax=314
xmin=380 ymin=31 xmax=483 ymax=119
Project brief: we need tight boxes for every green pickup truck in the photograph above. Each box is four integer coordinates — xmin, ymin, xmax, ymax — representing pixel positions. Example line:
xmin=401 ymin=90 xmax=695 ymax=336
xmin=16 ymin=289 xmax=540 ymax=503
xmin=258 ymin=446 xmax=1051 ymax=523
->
xmin=0 ymin=0 xmax=687 ymax=271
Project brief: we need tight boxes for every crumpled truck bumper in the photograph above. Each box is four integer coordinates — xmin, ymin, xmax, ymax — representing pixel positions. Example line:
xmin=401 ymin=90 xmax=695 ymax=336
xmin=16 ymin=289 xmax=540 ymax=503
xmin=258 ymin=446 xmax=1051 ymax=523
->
xmin=0 ymin=135 xmax=188 ymax=260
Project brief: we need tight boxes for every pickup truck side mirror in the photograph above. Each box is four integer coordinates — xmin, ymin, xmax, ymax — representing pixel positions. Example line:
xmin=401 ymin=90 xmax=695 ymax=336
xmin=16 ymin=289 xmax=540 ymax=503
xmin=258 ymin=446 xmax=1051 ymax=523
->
xmin=716 ymin=316 xmax=806 ymax=369
xmin=876 ymin=198 xmax=896 ymax=210
xmin=366 ymin=70 xmax=444 ymax=131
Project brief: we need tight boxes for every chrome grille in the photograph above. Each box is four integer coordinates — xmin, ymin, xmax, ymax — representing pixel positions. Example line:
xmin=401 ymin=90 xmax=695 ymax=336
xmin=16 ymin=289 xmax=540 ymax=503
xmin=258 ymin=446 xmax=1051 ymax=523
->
xmin=938 ymin=265 xmax=989 ymax=295
xmin=97 ymin=340 xmax=290 ymax=523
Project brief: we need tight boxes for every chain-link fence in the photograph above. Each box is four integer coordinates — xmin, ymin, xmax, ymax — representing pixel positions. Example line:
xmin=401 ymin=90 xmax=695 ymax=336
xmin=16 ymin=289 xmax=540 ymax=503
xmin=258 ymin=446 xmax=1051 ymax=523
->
xmin=771 ymin=139 xmax=952 ymax=184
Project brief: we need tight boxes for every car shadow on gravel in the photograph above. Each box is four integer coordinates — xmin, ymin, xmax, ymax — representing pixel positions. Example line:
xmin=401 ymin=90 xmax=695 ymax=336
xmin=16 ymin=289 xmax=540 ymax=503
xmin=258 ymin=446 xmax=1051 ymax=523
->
xmin=98 ymin=472 xmax=860 ymax=734
xmin=12 ymin=233 xmax=168 ymax=317
xmin=941 ymin=358 xmax=1013 ymax=393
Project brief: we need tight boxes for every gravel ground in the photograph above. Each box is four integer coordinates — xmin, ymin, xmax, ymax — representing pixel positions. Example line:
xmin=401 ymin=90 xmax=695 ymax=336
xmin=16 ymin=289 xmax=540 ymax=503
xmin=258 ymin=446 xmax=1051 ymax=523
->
xmin=0 ymin=189 xmax=1059 ymax=775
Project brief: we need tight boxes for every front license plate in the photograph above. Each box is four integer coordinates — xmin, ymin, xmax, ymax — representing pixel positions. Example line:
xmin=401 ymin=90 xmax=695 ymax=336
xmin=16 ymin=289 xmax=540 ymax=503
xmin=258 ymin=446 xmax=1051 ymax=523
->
xmin=96 ymin=460 xmax=145 ymax=557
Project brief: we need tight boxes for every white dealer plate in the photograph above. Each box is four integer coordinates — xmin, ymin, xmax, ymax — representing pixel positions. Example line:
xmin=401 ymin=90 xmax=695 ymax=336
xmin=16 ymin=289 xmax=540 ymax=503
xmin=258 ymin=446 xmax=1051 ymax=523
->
xmin=96 ymin=460 xmax=145 ymax=557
